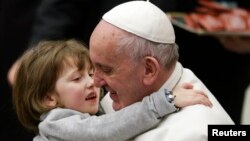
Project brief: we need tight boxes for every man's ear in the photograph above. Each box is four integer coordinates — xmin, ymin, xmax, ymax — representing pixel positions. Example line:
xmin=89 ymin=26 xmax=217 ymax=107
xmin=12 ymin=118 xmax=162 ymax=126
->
xmin=42 ymin=93 xmax=58 ymax=107
xmin=142 ymin=56 xmax=160 ymax=85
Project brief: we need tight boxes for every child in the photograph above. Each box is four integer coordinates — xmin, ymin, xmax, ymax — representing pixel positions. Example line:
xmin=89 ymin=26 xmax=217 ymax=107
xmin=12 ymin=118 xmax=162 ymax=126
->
xmin=13 ymin=39 xmax=211 ymax=141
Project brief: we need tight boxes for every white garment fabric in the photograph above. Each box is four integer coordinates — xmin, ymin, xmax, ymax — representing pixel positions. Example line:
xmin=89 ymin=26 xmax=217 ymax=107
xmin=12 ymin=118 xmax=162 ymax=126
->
xmin=101 ymin=62 xmax=234 ymax=141
xmin=241 ymin=85 xmax=250 ymax=124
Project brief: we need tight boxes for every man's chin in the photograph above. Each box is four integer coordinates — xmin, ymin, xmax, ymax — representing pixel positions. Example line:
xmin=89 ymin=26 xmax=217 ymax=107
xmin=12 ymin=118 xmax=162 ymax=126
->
xmin=112 ymin=102 xmax=122 ymax=111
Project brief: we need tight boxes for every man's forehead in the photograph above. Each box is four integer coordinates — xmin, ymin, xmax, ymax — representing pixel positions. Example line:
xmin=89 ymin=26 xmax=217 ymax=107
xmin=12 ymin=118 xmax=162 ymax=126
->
xmin=90 ymin=48 xmax=128 ymax=72
xmin=93 ymin=20 xmax=128 ymax=41
xmin=90 ymin=47 xmax=115 ymax=66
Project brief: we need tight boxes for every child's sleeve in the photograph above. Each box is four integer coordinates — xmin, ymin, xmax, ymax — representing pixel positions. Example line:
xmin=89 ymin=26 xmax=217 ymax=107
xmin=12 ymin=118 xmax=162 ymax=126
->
xmin=35 ymin=89 xmax=177 ymax=141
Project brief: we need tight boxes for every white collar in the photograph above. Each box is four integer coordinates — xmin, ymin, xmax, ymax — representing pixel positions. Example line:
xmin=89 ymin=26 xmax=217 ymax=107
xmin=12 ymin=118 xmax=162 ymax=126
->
xmin=159 ymin=62 xmax=183 ymax=91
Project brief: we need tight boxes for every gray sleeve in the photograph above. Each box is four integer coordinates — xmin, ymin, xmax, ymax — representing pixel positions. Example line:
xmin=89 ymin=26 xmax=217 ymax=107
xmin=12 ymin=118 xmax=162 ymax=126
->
xmin=35 ymin=89 xmax=177 ymax=141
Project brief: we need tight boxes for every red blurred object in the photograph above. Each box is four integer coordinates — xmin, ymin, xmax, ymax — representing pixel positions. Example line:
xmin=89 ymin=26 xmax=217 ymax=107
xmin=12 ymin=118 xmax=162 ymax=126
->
xmin=184 ymin=0 xmax=250 ymax=32
xmin=199 ymin=14 xmax=224 ymax=32
xmin=198 ymin=0 xmax=231 ymax=12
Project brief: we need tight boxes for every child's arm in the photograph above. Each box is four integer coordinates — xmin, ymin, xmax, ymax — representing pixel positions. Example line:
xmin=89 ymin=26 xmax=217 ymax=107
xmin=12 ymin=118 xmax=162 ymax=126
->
xmin=34 ymin=86 xmax=210 ymax=141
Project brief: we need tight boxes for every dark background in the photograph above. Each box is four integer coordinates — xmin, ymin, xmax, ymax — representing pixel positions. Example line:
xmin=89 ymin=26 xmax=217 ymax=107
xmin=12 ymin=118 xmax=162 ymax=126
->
xmin=1 ymin=0 xmax=249 ymax=140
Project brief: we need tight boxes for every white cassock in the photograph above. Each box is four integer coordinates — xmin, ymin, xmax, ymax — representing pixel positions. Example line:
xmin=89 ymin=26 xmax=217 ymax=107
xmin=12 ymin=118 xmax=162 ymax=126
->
xmin=101 ymin=62 xmax=234 ymax=141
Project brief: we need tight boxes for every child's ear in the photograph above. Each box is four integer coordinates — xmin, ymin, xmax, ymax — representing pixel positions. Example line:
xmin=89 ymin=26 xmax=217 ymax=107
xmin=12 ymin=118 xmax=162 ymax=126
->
xmin=43 ymin=93 xmax=58 ymax=107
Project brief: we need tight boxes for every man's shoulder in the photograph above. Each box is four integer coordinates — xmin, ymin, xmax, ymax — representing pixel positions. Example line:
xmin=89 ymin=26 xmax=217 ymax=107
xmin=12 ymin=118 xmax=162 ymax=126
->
xmin=132 ymin=105 xmax=234 ymax=141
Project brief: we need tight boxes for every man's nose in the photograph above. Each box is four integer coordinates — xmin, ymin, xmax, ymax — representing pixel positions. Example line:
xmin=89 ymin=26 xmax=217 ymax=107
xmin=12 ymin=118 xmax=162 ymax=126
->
xmin=93 ymin=72 xmax=106 ymax=87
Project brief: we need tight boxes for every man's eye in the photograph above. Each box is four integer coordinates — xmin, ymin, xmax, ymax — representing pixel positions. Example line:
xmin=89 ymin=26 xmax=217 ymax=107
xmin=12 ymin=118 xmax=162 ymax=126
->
xmin=89 ymin=73 xmax=93 ymax=77
xmin=95 ymin=65 xmax=113 ymax=75
xmin=102 ymin=68 xmax=112 ymax=74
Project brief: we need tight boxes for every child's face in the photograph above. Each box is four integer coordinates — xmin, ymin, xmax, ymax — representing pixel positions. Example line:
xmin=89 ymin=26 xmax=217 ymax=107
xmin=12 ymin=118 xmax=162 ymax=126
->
xmin=54 ymin=63 xmax=100 ymax=115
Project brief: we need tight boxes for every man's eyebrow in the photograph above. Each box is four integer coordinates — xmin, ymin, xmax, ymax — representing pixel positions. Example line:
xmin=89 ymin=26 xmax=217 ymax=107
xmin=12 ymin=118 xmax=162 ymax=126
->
xmin=94 ymin=62 xmax=110 ymax=68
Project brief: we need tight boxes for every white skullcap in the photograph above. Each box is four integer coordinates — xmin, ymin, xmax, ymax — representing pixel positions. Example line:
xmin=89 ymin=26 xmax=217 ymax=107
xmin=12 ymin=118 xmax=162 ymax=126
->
xmin=102 ymin=0 xmax=175 ymax=44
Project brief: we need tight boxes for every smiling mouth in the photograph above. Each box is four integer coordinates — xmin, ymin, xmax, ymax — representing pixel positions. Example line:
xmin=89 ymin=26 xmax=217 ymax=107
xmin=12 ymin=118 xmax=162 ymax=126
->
xmin=110 ymin=91 xmax=117 ymax=95
xmin=109 ymin=91 xmax=119 ymax=102
xmin=105 ymin=87 xmax=117 ymax=96
xmin=109 ymin=91 xmax=117 ymax=97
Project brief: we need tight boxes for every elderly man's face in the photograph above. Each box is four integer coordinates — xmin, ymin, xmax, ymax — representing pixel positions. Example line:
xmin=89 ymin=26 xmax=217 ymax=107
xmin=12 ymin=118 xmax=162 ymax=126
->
xmin=90 ymin=21 xmax=147 ymax=111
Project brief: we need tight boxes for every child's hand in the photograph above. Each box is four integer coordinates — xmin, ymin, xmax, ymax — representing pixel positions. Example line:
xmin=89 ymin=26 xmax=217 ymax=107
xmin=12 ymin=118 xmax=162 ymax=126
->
xmin=173 ymin=83 xmax=213 ymax=108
